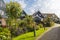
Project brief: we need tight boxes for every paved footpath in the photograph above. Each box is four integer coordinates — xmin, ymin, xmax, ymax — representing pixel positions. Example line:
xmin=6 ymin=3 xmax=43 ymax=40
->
xmin=36 ymin=24 xmax=60 ymax=40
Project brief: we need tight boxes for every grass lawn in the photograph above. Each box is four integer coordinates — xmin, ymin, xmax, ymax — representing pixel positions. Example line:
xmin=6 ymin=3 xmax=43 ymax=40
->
xmin=13 ymin=28 xmax=48 ymax=40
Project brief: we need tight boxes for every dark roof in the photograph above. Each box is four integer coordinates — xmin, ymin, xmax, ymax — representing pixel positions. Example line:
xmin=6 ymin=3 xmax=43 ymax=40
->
xmin=42 ymin=13 xmax=59 ymax=18
xmin=22 ymin=10 xmax=27 ymax=15
xmin=42 ymin=13 xmax=55 ymax=15
xmin=20 ymin=10 xmax=27 ymax=17
xmin=33 ymin=11 xmax=44 ymax=18
xmin=20 ymin=10 xmax=27 ymax=19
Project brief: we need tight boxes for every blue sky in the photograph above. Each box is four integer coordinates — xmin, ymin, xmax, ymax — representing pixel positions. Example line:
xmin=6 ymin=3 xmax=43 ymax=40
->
xmin=4 ymin=0 xmax=60 ymax=18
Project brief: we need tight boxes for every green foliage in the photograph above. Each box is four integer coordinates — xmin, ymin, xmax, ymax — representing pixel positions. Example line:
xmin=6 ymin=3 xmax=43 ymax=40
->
xmin=6 ymin=1 xmax=22 ymax=18
xmin=43 ymin=17 xmax=54 ymax=27
xmin=8 ymin=19 xmax=21 ymax=37
xmin=19 ymin=16 xmax=37 ymax=32
xmin=13 ymin=28 xmax=48 ymax=40
xmin=38 ymin=24 xmax=43 ymax=28
xmin=0 ymin=27 xmax=11 ymax=40
xmin=5 ymin=1 xmax=54 ymax=40
xmin=6 ymin=1 xmax=22 ymax=37
xmin=50 ymin=22 xmax=55 ymax=26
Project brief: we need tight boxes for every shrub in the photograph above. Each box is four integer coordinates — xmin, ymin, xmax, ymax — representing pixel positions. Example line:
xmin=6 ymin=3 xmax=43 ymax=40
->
xmin=36 ymin=25 xmax=40 ymax=30
xmin=43 ymin=17 xmax=54 ymax=27
xmin=0 ymin=27 xmax=11 ymax=40
xmin=38 ymin=24 xmax=43 ymax=28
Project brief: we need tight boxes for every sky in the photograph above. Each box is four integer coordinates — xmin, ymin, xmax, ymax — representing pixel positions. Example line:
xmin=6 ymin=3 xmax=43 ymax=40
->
xmin=4 ymin=0 xmax=60 ymax=18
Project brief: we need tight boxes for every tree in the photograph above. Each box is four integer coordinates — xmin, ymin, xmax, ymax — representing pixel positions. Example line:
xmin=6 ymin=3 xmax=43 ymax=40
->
xmin=43 ymin=17 xmax=53 ymax=27
xmin=24 ymin=16 xmax=36 ymax=37
xmin=6 ymin=1 xmax=22 ymax=19
xmin=0 ymin=27 xmax=11 ymax=40
xmin=6 ymin=1 xmax=22 ymax=27
xmin=6 ymin=1 xmax=22 ymax=37
xmin=18 ymin=15 xmax=37 ymax=37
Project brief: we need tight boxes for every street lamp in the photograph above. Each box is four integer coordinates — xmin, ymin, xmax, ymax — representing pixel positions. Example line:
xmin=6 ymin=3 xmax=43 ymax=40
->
xmin=33 ymin=26 xmax=36 ymax=37
xmin=33 ymin=22 xmax=36 ymax=37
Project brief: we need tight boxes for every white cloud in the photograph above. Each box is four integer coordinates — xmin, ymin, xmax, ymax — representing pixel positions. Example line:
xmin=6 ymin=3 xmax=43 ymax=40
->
xmin=43 ymin=0 xmax=60 ymax=10
xmin=4 ymin=0 xmax=27 ymax=9
xmin=14 ymin=0 xmax=27 ymax=9
xmin=50 ymin=0 xmax=60 ymax=9
xmin=34 ymin=0 xmax=37 ymax=1
xmin=29 ymin=0 xmax=60 ymax=18
xmin=29 ymin=7 xmax=35 ymax=15
xmin=18 ymin=0 xmax=27 ymax=9
xmin=4 ymin=0 xmax=60 ymax=18
xmin=42 ymin=0 xmax=60 ymax=17
xmin=28 ymin=0 xmax=42 ymax=14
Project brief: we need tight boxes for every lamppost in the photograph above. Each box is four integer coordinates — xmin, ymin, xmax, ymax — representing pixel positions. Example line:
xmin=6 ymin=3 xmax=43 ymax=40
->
xmin=33 ymin=22 xmax=36 ymax=37
xmin=33 ymin=26 xmax=36 ymax=37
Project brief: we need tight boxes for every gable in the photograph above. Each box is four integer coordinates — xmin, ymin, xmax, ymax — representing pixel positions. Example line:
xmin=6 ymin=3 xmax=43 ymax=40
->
xmin=20 ymin=10 xmax=27 ymax=19
xmin=21 ymin=10 xmax=27 ymax=16
xmin=33 ymin=11 xmax=44 ymax=18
